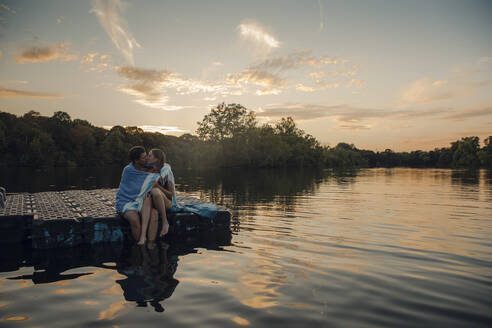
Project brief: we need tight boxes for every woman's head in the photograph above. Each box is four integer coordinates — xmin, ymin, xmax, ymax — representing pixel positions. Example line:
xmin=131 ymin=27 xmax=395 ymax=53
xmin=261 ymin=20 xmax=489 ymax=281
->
xmin=148 ymin=148 xmax=166 ymax=169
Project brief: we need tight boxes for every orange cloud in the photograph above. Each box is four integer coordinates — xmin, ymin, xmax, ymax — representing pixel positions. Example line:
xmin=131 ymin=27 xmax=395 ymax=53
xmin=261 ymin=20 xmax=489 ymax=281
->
xmin=15 ymin=42 xmax=77 ymax=64
xmin=117 ymin=66 xmax=174 ymax=82
xmin=338 ymin=124 xmax=372 ymax=130
xmin=227 ymin=68 xmax=283 ymax=88
xmin=0 ymin=88 xmax=62 ymax=98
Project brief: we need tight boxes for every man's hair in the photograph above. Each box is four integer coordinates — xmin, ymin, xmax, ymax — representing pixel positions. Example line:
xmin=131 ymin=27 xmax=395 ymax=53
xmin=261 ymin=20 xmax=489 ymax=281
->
xmin=129 ymin=146 xmax=146 ymax=163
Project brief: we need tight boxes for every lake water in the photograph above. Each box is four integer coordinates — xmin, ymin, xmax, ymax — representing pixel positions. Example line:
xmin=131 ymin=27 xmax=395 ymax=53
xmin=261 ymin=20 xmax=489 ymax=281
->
xmin=0 ymin=167 xmax=491 ymax=327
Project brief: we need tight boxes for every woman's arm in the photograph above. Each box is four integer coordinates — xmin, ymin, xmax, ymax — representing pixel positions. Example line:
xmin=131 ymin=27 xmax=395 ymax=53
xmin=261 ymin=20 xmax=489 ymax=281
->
xmin=152 ymin=179 xmax=173 ymax=200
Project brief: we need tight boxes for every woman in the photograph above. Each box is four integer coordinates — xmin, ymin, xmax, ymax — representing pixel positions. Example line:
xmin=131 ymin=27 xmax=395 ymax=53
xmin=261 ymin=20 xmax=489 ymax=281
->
xmin=138 ymin=148 xmax=174 ymax=244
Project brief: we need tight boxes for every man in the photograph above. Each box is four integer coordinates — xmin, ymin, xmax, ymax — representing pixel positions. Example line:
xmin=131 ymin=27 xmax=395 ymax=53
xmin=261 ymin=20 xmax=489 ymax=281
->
xmin=116 ymin=146 xmax=159 ymax=242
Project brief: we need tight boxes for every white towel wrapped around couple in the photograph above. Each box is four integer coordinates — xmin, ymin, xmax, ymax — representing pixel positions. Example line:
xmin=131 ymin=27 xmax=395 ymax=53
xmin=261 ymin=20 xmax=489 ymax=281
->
xmin=158 ymin=163 xmax=177 ymax=207
xmin=116 ymin=163 xmax=218 ymax=219
xmin=116 ymin=163 xmax=176 ymax=214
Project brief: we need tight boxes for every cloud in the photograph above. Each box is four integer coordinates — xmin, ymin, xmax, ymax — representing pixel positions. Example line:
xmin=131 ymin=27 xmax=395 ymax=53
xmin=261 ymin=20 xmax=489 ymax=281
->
xmin=201 ymin=61 xmax=224 ymax=79
xmin=227 ymin=68 xmax=283 ymax=87
xmin=255 ymin=100 xmax=492 ymax=128
xmin=252 ymin=50 xmax=339 ymax=71
xmin=117 ymin=66 xmax=174 ymax=82
xmin=81 ymin=52 xmax=113 ymax=72
xmin=444 ymin=104 xmax=492 ymax=121
xmin=116 ymin=66 xmax=190 ymax=110
xmin=223 ymin=50 xmax=346 ymax=95
xmin=115 ymin=49 xmax=358 ymax=107
xmin=0 ymin=79 xmax=28 ymax=85
xmin=399 ymin=78 xmax=487 ymax=105
xmin=91 ymin=0 xmax=140 ymax=66
xmin=0 ymin=3 xmax=16 ymax=14
xmin=295 ymin=81 xmax=342 ymax=93
xmin=333 ymin=64 xmax=359 ymax=77
xmin=401 ymin=58 xmax=492 ymax=106
xmin=15 ymin=42 xmax=77 ymax=64
xmin=479 ymin=57 xmax=492 ymax=64
xmin=254 ymin=102 xmax=455 ymax=124
xmin=81 ymin=52 xmax=98 ymax=64
xmin=238 ymin=22 xmax=280 ymax=51
xmin=255 ymin=88 xmax=281 ymax=96
xmin=317 ymin=0 xmax=324 ymax=31
xmin=295 ymin=84 xmax=317 ymax=92
xmin=309 ymin=71 xmax=326 ymax=79
xmin=0 ymin=88 xmax=62 ymax=98
xmin=255 ymin=103 xmax=390 ymax=123
xmin=338 ymin=124 xmax=372 ymax=130
xmin=116 ymin=65 xmax=247 ymax=109
xmin=346 ymin=78 xmax=365 ymax=88
xmin=138 ymin=125 xmax=188 ymax=134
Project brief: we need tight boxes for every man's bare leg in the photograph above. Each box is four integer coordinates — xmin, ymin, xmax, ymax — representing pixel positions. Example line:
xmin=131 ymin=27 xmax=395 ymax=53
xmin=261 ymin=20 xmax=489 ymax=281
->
xmin=150 ymin=188 xmax=172 ymax=237
xmin=148 ymin=208 xmax=159 ymax=242
xmin=123 ymin=210 xmax=141 ymax=241
xmin=137 ymin=194 xmax=152 ymax=245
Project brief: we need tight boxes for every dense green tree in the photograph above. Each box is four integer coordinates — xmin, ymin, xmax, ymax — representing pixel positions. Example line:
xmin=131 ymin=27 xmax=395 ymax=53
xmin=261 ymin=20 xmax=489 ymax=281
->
xmin=52 ymin=111 xmax=72 ymax=123
xmin=0 ymin=108 xmax=490 ymax=169
xmin=197 ymin=103 xmax=256 ymax=142
xmin=451 ymin=136 xmax=480 ymax=168
xmin=101 ymin=126 xmax=129 ymax=165
xmin=478 ymin=136 xmax=492 ymax=168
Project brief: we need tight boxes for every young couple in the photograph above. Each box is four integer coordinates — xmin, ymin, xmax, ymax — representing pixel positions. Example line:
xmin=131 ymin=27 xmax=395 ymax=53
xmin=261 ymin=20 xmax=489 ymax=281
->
xmin=115 ymin=146 xmax=175 ymax=245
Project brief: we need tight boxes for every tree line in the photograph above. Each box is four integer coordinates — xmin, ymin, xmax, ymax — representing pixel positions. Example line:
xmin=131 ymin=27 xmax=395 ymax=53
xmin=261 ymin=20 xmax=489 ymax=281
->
xmin=0 ymin=104 xmax=491 ymax=169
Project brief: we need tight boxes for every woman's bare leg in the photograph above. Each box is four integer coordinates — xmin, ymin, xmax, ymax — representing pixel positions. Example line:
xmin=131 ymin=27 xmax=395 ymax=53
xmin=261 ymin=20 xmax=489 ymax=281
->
xmin=150 ymin=188 xmax=171 ymax=237
xmin=148 ymin=208 xmax=159 ymax=242
xmin=137 ymin=194 xmax=152 ymax=245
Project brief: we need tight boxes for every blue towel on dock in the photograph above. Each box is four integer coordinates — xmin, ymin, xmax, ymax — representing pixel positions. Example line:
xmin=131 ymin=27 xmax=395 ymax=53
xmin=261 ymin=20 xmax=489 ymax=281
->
xmin=116 ymin=163 xmax=159 ymax=214
xmin=171 ymin=201 xmax=219 ymax=220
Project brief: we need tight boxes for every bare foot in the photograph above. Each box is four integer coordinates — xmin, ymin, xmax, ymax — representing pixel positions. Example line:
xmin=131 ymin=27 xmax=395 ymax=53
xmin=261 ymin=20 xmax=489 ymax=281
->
xmin=159 ymin=222 xmax=169 ymax=237
xmin=137 ymin=238 xmax=146 ymax=245
xmin=147 ymin=240 xmax=156 ymax=250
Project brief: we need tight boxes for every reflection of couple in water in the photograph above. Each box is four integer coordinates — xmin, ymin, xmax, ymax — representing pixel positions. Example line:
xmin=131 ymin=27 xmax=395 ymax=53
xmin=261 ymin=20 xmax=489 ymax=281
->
xmin=116 ymin=146 xmax=177 ymax=245
xmin=116 ymin=241 xmax=179 ymax=312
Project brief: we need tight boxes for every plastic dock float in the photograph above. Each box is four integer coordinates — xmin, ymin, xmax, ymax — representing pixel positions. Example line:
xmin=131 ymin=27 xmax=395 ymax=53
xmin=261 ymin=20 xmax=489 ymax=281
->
xmin=0 ymin=188 xmax=231 ymax=249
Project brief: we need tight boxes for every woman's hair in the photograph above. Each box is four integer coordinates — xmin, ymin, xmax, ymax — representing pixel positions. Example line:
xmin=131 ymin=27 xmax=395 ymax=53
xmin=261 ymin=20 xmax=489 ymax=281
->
xmin=150 ymin=148 xmax=166 ymax=169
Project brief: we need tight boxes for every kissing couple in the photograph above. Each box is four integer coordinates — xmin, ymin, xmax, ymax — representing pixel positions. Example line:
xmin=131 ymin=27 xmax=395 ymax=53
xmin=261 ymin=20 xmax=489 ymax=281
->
xmin=116 ymin=146 xmax=176 ymax=245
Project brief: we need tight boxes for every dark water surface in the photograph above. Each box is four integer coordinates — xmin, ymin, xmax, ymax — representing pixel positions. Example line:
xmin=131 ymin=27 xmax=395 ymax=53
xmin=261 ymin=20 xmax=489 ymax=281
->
xmin=1 ymin=167 xmax=491 ymax=327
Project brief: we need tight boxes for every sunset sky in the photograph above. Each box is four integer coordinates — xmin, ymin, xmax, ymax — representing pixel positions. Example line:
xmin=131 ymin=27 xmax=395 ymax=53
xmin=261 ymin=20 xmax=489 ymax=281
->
xmin=0 ymin=0 xmax=491 ymax=151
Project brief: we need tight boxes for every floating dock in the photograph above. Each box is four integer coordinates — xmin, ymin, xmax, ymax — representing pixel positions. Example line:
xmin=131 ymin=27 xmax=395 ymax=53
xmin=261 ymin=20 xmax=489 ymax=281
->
xmin=0 ymin=188 xmax=231 ymax=249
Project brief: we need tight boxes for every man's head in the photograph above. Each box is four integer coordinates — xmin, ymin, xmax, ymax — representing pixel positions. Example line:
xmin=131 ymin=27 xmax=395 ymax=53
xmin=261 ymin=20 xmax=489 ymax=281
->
xmin=129 ymin=146 xmax=147 ymax=166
